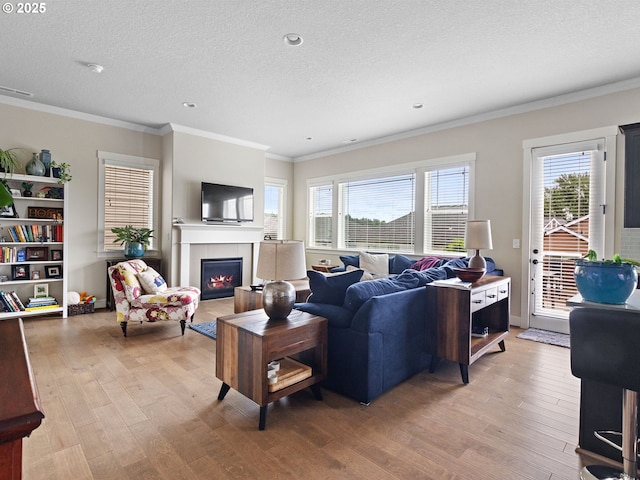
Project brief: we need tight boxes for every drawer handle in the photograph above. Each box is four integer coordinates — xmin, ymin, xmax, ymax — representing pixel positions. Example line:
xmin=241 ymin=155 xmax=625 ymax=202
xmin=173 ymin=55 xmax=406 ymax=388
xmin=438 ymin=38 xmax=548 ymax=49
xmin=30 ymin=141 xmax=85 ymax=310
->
xmin=473 ymin=300 xmax=483 ymax=304
xmin=499 ymin=289 xmax=507 ymax=294
xmin=487 ymin=294 xmax=496 ymax=299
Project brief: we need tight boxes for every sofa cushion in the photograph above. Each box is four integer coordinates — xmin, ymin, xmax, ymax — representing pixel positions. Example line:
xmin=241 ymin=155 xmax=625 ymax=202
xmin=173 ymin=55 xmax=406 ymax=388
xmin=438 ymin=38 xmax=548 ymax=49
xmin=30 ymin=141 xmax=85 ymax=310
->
xmin=359 ymin=251 xmax=389 ymax=275
xmin=339 ymin=254 xmax=360 ymax=269
xmin=307 ymin=269 xmax=364 ymax=305
xmin=343 ymin=277 xmax=411 ymax=312
xmin=137 ymin=267 xmax=167 ymax=294
xmin=294 ymin=302 xmax=354 ymax=328
xmin=390 ymin=254 xmax=414 ymax=274
xmin=396 ymin=267 xmax=449 ymax=286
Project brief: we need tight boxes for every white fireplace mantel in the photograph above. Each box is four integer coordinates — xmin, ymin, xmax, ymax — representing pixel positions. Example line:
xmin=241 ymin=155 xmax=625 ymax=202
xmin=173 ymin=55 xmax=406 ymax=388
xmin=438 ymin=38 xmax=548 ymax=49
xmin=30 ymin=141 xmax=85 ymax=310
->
xmin=174 ymin=223 xmax=264 ymax=285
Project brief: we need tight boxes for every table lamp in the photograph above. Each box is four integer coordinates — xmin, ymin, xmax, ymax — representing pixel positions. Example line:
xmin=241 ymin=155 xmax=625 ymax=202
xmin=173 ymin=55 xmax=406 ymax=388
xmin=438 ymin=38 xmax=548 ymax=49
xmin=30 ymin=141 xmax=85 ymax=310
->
xmin=465 ymin=220 xmax=493 ymax=269
xmin=256 ymin=240 xmax=306 ymax=320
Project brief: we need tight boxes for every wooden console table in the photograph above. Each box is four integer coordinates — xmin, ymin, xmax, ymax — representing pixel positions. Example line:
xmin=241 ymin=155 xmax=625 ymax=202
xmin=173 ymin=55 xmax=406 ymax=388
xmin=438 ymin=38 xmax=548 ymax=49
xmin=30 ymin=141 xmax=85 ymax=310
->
xmin=0 ymin=318 xmax=45 ymax=480
xmin=216 ymin=309 xmax=327 ymax=430
xmin=427 ymin=276 xmax=511 ymax=383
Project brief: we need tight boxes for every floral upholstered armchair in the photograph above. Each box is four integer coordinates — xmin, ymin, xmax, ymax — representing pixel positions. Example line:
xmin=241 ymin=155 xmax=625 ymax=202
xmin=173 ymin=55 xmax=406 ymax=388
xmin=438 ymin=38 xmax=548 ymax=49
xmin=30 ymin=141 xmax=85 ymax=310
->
xmin=108 ymin=259 xmax=200 ymax=337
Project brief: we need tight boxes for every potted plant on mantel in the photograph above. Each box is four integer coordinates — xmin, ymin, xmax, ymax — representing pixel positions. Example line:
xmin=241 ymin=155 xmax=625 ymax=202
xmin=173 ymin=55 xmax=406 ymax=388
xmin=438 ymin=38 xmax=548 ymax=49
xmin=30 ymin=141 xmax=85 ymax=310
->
xmin=111 ymin=225 xmax=154 ymax=259
xmin=574 ymin=250 xmax=640 ymax=304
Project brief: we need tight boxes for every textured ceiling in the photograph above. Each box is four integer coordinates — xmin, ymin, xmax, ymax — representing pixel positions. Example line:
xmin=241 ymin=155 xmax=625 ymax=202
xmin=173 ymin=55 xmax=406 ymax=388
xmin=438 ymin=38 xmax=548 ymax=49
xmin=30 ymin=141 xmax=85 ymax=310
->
xmin=2 ymin=0 xmax=640 ymax=159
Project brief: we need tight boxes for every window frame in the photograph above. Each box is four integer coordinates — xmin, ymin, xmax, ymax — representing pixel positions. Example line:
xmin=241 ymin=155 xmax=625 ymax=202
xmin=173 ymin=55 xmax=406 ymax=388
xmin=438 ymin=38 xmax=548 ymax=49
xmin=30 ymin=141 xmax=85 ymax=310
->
xmin=264 ymin=177 xmax=287 ymax=240
xmin=97 ymin=151 xmax=160 ymax=256
xmin=306 ymin=153 xmax=476 ymax=255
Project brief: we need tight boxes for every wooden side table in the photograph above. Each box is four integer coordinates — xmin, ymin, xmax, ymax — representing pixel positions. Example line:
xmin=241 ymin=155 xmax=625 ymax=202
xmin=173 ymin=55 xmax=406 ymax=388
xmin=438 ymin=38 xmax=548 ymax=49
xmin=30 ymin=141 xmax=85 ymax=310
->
xmin=233 ymin=279 xmax=311 ymax=313
xmin=311 ymin=264 xmax=333 ymax=273
xmin=216 ymin=309 xmax=327 ymax=430
xmin=427 ymin=276 xmax=510 ymax=384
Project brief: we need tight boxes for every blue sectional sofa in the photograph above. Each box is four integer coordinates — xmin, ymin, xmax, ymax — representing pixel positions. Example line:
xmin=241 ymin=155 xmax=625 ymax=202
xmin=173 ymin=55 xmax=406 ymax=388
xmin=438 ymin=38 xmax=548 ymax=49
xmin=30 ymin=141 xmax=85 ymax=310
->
xmin=295 ymin=255 xmax=501 ymax=404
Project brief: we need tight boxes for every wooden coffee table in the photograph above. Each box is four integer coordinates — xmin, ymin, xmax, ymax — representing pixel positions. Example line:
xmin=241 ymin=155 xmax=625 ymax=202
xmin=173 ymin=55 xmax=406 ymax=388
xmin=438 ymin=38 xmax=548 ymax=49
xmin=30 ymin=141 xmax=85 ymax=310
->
xmin=233 ymin=279 xmax=311 ymax=313
xmin=216 ymin=308 xmax=327 ymax=430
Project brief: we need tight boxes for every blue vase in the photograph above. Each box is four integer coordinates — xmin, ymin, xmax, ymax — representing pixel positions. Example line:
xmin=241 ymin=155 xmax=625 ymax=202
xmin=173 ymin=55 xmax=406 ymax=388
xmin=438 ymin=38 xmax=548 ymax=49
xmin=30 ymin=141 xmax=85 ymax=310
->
xmin=574 ymin=260 xmax=638 ymax=304
xmin=39 ymin=149 xmax=51 ymax=176
xmin=124 ymin=242 xmax=145 ymax=259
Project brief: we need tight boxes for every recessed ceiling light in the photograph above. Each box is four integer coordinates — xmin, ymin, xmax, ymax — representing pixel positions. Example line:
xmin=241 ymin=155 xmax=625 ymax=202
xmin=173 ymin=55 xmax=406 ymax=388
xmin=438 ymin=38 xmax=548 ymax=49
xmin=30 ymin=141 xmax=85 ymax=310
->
xmin=87 ymin=63 xmax=104 ymax=74
xmin=413 ymin=103 xmax=423 ymax=109
xmin=305 ymin=137 xmax=313 ymax=140
xmin=182 ymin=102 xmax=197 ymax=108
xmin=283 ymin=33 xmax=303 ymax=46
xmin=341 ymin=138 xmax=359 ymax=144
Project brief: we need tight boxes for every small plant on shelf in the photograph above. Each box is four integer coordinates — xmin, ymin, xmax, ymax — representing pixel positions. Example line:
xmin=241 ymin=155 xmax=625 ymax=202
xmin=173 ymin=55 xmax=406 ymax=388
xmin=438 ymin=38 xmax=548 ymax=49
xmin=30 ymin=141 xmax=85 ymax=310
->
xmin=0 ymin=147 xmax=20 ymax=174
xmin=50 ymin=161 xmax=72 ymax=183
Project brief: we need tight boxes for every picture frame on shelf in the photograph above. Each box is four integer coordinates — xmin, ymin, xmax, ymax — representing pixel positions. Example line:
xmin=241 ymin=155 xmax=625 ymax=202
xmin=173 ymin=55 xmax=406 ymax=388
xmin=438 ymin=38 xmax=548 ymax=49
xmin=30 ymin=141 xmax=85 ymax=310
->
xmin=50 ymin=249 xmax=62 ymax=261
xmin=26 ymin=246 xmax=49 ymax=260
xmin=11 ymin=264 xmax=29 ymax=281
xmin=27 ymin=206 xmax=63 ymax=220
xmin=45 ymin=265 xmax=61 ymax=279
xmin=0 ymin=204 xmax=18 ymax=218
xmin=10 ymin=189 xmax=21 ymax=197
xmin=34 ymin=283 xmax=48 ymax=298
xmin=31 ymin=270 xmax=41 ymax=280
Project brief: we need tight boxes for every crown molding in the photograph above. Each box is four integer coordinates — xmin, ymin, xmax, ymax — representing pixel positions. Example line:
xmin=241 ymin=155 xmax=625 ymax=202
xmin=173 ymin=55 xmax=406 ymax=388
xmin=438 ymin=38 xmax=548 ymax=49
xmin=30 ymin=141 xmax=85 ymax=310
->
xmin=0 ymin=94 xmax=161 ymax=135
xmin=294 ymin=76 xmax=640 ymax=162
xmin=167 ymin=123 xmax=270 ymax=151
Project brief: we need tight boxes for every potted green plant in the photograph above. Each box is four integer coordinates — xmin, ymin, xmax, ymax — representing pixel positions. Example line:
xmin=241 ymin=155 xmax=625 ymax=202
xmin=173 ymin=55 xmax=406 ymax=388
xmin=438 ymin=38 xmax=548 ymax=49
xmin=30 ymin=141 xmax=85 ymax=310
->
xmin=50 ymin=161 xmax=72 ymax=183
xmin=574 ymin=250 xmax=640 ymax=304
xmin=0 ymin=147 xmax=19 ymax=174
xmin=111 ymin=225 xmax=154 ymax=259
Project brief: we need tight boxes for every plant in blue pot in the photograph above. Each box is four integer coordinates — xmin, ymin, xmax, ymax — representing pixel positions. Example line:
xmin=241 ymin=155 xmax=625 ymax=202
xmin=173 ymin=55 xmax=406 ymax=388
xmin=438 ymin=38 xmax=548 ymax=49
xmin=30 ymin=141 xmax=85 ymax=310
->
xmin=111 ymin=225 xmax=153 ymax=259
xmin=574 ymin=250 xmax=640 ymax=304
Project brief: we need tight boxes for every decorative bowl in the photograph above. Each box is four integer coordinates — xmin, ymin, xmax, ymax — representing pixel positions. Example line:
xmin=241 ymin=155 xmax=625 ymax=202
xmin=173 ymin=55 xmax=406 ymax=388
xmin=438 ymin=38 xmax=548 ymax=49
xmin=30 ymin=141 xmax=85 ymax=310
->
xmin=453 ymin=267 xmax=486 ymax=283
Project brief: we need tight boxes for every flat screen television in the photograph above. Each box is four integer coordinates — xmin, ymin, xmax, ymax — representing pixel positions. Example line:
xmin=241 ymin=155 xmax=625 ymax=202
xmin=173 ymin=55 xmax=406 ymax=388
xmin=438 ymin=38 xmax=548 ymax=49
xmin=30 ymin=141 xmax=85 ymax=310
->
xmin=201 ymin=182 xmax=254 ymax=223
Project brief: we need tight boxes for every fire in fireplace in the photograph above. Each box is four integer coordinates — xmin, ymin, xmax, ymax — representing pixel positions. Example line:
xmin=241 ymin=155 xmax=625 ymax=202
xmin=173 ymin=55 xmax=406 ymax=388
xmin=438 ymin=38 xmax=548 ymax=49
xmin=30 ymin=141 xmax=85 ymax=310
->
xmin=200 ymin=257 xmax=243 ymax=300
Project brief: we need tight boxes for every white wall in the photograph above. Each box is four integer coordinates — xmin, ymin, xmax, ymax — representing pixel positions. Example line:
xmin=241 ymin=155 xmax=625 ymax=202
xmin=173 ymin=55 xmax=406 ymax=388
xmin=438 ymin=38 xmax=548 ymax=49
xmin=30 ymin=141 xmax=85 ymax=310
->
xmin=292 ymin=86 xmax=640 ymax=323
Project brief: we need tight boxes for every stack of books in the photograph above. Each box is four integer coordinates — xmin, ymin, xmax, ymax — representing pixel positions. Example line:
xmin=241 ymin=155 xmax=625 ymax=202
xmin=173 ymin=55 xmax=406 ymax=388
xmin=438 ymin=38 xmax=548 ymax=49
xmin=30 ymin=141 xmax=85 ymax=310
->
xmin=0 ymin=291 xmax=26 ymax=312
xmin=25 ymin=296 xmax=59 ymax=311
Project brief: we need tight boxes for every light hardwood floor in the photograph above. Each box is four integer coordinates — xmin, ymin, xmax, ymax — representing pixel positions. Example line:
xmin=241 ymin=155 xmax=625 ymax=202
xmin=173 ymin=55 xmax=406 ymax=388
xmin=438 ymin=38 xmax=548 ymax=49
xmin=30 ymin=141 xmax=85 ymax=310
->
xmin=20 ymin=299 xmax=589 ymax=479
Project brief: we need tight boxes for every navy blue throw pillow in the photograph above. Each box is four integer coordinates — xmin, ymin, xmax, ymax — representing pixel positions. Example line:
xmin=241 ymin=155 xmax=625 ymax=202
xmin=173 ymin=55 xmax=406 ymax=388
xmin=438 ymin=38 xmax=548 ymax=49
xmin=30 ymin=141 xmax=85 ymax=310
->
xmin=307 ymin=269 xmax=364 ymax=305
xmin=339 ymin=254 xmax=360 ymax=269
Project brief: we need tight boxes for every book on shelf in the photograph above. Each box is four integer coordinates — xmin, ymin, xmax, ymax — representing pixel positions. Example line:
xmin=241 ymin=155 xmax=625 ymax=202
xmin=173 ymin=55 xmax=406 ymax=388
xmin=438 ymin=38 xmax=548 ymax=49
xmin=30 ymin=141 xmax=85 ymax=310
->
xmin=24 ymin=304 xmax=60 ymax=311
xmin=431 ymin=278 xmax=473 ymax=289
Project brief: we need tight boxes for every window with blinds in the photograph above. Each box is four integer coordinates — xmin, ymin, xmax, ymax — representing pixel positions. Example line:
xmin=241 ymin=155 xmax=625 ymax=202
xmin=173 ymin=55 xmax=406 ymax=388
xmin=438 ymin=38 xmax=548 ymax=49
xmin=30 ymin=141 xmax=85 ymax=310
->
xmin=264 ymin=181 xmax=285 ymax=240
xmin=306 ymin=155 xmax=473 ymax=253
xmin=98 ymin=152 xmax=158 ymax=253
xmin=309 ymin=184 xmax=332 ymax=247
xmin=340 ymin=174 xmax=415 ymax=252
xmin=424 ymin=166 xmax=468 ymax=254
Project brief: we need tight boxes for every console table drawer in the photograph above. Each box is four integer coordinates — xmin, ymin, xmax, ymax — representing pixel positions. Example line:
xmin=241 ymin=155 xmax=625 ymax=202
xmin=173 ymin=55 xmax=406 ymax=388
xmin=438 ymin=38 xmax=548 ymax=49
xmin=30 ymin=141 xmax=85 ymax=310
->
xmin=471 ymin=291 xmax=487 ymax=312
xmin=497 ymin=283 xmax=509 ymax=301
xmin=485 ymin=286 xmax=499 ymax=306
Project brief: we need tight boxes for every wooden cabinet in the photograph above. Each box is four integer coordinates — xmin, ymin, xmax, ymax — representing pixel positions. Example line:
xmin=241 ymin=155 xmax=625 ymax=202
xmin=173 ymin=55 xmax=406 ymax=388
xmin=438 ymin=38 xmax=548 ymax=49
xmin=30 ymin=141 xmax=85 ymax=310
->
xmin=427 ymin=276 xmax=511 ymax=383
xmin=0 ymin=174 xmax=67 ymax=319
xmin=0 ymin=318 xmax=44 ymax=480
xmin=216 ymin=309 xmax=327 ymax=430
xmin=620 ymin=123 xmax=640 ymax=227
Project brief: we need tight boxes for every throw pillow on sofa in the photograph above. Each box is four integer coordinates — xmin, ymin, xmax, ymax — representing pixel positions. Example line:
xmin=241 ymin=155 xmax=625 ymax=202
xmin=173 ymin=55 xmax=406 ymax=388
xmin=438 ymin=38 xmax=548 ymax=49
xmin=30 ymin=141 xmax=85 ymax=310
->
xmin=307 ymin=269 xmax=364 ymax=305
xmin=359 ymin=251 xmax=389 ymax=275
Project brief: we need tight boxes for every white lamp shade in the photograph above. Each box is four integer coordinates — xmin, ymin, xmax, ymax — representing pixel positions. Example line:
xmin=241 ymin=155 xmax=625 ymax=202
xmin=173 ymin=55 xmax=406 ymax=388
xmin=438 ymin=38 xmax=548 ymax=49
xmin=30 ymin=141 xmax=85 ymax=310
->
xmin=465 ymin=220 xmax=493 ymax=250
xmin=256 ymin=240 xmax=307 ymax=281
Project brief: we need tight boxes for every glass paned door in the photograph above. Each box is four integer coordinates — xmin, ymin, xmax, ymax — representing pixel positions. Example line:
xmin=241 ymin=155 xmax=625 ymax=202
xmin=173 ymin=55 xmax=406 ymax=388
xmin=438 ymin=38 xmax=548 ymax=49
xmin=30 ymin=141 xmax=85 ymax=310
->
xmin=529 ymin=143 xmax=605 ymax=332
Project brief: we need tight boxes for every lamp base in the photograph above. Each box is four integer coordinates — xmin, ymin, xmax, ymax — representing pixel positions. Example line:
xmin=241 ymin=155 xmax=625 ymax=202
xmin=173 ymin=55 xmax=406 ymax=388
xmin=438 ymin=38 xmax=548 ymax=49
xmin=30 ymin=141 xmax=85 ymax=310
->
xmin=468 ymin=250 xmax=487 ymax=269
xmin=262 ymin=280 xmax=296 ymax=320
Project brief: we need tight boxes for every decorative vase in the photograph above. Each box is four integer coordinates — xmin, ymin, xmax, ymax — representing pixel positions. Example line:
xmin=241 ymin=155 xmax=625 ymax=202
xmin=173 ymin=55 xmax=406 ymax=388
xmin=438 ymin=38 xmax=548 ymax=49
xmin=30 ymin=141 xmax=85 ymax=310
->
xmin=39 ymin=149 xmax=51 ymax=176
xmin=574 ymin=260 xmax=638 ymax=304
xmin=23 ymin=189 xmax=33 ymax=197
xmin=124 ymin=241 xmax=145 ymax=259
xmin=26 ymin=153 xmax=45 ymax=176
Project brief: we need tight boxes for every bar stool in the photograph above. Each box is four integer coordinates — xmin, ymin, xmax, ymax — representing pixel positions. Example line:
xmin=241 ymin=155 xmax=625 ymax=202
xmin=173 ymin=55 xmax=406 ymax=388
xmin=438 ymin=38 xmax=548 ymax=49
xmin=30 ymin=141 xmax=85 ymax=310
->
xmin=570 ymin=307 xmax=640 ymax=480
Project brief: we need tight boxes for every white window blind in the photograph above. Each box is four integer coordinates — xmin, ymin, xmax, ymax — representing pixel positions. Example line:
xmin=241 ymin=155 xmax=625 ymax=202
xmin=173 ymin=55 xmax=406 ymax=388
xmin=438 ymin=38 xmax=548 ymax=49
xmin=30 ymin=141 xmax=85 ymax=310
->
xmin=339 ymin=174 xmax=415 ymax=252
xmin=424 ymin=166 xmax=469 ymax=254
xmin=309 ymin=184 xmax=333 ymax=247
xmin=102 ymin=162 xmax=155 ymax=250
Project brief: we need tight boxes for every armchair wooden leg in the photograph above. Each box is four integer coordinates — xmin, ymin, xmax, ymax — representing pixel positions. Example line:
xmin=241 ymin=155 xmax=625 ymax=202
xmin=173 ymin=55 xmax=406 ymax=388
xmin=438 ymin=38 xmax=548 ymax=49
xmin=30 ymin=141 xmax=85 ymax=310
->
xmin=190 ymin=313 xmax=195 ymax=323
xmin=120 ymin=322 xmax=127 ymax=337
xmin=180 ymin=319 xmax=186 ymax=335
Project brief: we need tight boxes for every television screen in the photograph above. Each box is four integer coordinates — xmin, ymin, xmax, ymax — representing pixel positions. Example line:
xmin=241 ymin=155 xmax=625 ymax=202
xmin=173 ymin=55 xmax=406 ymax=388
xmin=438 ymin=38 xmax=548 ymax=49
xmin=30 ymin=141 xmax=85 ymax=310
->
xmin=201 ymin=182 xmax=254 ymax=223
